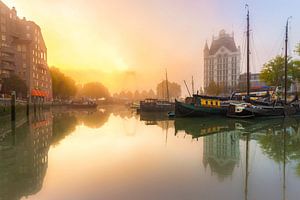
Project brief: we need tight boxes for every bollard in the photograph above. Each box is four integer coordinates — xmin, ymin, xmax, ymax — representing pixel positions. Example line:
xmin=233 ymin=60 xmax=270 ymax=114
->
xmin=11 ymin=91 xmax=16 ymax=121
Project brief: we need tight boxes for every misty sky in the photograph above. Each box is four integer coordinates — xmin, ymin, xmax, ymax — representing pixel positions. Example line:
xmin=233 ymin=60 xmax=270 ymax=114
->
xmin=4 ymin=0 xmax=300 ymax=93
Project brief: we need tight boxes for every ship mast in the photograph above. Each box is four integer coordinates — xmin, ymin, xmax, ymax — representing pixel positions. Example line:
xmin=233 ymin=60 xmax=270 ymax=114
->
xmin=166 ymin=69 xmax=170 ymax=102
xmin=284 ymin=18 xmax=291 ymax=104
xmin=192 ymin=76 xmax=195 ymax=95
xmin=246 ymin=4 xmax=250 ymax=97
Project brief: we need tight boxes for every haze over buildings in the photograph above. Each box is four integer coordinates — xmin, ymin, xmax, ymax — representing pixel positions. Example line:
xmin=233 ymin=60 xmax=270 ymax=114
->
xmin=204 ymin=30 xmax=241 ymax=91
xmin=0 ymin=1 xmax=52 ymax=101
xmin=2 ymin=0 xmax=300 ymax=94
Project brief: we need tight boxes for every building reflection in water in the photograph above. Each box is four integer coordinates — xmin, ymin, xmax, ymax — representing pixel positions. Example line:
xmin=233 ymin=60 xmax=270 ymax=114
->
xmin=203 ymin=131 xmax=240 ymax=181
xmin=0 ymin=111 xmax=52 ymax=200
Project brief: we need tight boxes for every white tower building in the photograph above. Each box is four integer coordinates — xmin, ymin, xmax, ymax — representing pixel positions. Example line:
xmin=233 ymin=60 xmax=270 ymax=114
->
xmin=204 ymin=30 xmax=241 ymax=92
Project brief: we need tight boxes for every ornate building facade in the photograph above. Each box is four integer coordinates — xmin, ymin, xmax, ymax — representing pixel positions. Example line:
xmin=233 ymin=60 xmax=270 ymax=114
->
xmin=204 ymin=30 xmax=241 ymax=92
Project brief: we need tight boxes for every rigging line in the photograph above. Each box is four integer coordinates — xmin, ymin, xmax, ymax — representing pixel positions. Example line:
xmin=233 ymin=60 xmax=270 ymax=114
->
xmin=288 ymin=21 xmax=294 ymax=57
xmin=278 ymin=26 xmax=287 ymax=57
xmin=249 ymin=34 xmax=257 ymax=73
xmin=241 ymin=31 xmax=247 ymax=73
xmin=238 ymin=21 xmax=247 ymax=73
xmin=271 ymin=28 xmax=286 ymax=58
xmin=251 ymin=24 xmax=272 ymax=63
xmin=250 ymin=32 xmax=262 ymax=73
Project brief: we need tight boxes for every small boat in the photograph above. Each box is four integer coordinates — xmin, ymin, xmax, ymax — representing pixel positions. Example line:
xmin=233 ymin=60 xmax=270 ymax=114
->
xmin=68 ymin=101 xmax=98 ymax=109
xmin=167 ymin=111 xmax=175 ymax=118
xmin=129 ymin=102 xmax=140 ymax=109
xmin=140 ymin=98 xmax=174 ymax=112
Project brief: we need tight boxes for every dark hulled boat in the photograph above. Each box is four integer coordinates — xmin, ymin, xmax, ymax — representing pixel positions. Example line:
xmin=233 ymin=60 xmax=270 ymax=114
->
xmin=227 ymin=14 xmax=299 ymax=118
xmin=140 ymin=99 xmax=174 ymax=112
xmin=175 ymin=95 xmax=231 ymax=117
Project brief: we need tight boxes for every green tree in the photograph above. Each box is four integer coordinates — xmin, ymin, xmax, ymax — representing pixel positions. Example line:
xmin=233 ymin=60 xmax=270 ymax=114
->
xmin=156 ymin=80 xmax=181 ymax=100
xmin=50 ymin=67 xmax=77 ymax=99
xmin=1 ymin=75 xmax=27 ymax=98
xmin=260 ymin=56 xmax=300 ymax=88
xmin=80 ymin=82 xmax=110 ymax=99
xmin=296 ymin=43 xmax=300 ymax=55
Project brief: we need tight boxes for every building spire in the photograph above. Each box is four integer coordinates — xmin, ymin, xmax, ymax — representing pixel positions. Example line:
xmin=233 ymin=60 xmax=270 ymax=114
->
xmin=204 ymin=40 xmax=209 ymax=50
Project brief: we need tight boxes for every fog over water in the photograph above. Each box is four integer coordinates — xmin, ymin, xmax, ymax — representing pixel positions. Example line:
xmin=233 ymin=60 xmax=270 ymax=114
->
xmin=1 ymin=106 xmax=300 ymax=200
xmin=4 ymin=0 xmax=300 ymax=93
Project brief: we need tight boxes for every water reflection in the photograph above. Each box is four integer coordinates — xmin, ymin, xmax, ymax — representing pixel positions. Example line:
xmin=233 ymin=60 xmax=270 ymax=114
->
xmin=52 ymin=112 xmax=78 ymax=145
xmin=141 ymin=113 xmax=300 ymax=199
xmin=203 ymin=131 xmax=240 ymax=181
xmin=1 ymin=107 xmax=300 ymax=200
xmin=0 ymin=112 xmax=52 ymax=200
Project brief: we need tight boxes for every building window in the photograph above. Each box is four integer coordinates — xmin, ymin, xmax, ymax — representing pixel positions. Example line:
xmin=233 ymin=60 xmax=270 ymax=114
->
xmin=1 ymin=25 xmax=6 ymax=32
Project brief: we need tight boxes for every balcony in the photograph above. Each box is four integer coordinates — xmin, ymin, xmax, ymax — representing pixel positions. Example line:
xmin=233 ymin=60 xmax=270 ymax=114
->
xmin=0 ymin=46 xmax=15 ymax=54
xmin=0 ymin=62 xmax=14 ymax=71
xmin=0 ymin=55 xmax=15 ymax=63
xmin=11 ymin=31 xmax=21 ymax=39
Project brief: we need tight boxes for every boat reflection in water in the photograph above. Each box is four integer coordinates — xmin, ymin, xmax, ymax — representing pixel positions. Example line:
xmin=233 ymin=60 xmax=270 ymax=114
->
xmin=1 ymin=106 xmax=300 ymax=200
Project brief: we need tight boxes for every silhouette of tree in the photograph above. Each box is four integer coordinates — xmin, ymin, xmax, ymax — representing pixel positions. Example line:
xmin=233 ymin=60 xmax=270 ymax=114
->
xmin=156 ymin=80 xmax=181 ymax=99
xmin=1 ymin=75 xmax=27 ymax=98
xmin=79 ymin=82 xmax=110 ymax=99
xmin=50 ymin=67 xmax=77 ymax=99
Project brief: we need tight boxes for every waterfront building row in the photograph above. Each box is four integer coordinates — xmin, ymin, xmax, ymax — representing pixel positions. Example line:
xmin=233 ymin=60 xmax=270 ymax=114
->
xmin=0 ymin=1 xmax=52 ymax=102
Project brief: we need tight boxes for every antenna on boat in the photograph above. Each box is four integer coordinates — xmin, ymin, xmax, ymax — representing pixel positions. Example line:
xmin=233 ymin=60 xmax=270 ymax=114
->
xmin=284 ymin=17 xmax=292 ymax=104
xmin=246 ymin=4 xmax=250 ymax=97
xmin=166 ymin=69 xmax=170 ymax=102
xmin=184 ymin=80 xmax=192 ymax=97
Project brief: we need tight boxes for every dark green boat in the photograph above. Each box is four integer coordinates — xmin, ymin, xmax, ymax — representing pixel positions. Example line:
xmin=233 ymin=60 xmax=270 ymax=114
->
xmin=175 ymin=95 xmax=230 ymax=117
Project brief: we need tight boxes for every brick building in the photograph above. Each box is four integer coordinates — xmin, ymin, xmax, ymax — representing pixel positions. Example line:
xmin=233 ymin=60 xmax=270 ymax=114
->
xmin=0 ymin=1 xmax=52 ymax=102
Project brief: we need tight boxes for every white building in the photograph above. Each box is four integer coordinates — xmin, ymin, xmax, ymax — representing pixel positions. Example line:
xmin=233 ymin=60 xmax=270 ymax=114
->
xmin=204 ymin=30 xmax=241 ymax=92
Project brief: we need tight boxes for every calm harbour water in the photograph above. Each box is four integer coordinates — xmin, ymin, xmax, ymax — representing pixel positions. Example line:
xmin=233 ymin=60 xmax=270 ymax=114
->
xmin=1 ymin=106 xmax=300 ymax=200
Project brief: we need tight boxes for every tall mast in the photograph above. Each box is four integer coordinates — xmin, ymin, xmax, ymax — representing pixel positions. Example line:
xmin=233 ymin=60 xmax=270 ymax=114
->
xmin=165 ymin=69 xmax=170 ymax=102
xmin=192 ymin=76 xmax=195 ymax=94
xmin=246 ymin=5 xmax=250 ymax=97
xmin=284 ymin=19 xmax=290 ymax=104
